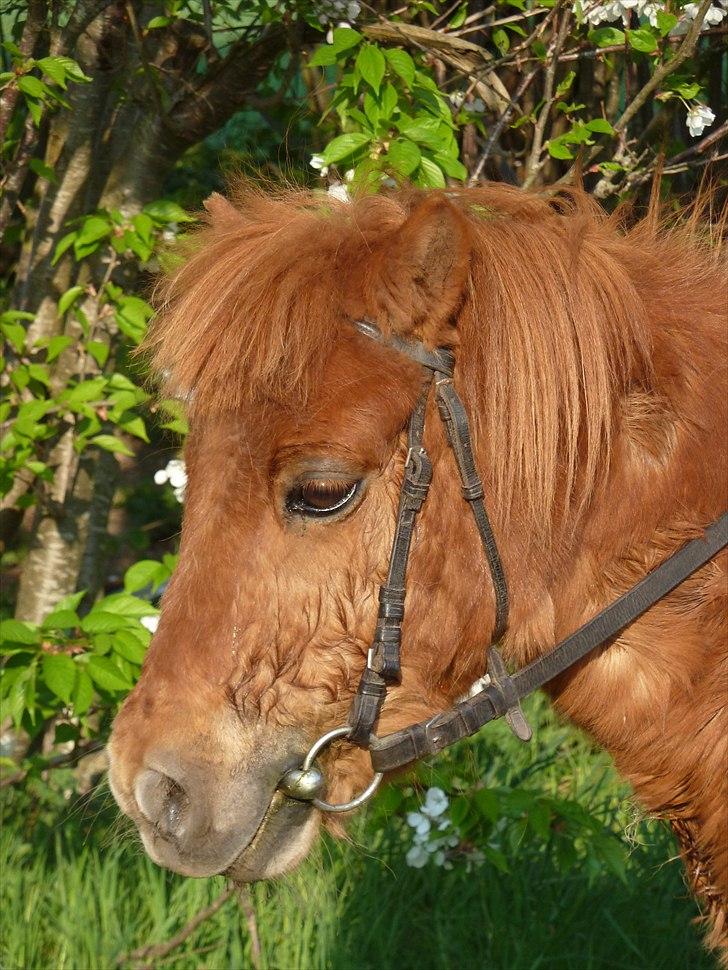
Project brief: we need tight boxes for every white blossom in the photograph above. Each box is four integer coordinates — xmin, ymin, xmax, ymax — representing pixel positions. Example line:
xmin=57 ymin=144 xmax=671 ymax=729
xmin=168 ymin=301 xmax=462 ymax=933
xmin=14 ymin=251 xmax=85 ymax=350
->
xmin=406 ymin=844 xmax=430 ymax=868
xmin=309 ymin=154 xmax=329 ymax=177
xmin=154 ymin=458 xmax=187 ymax=502
xmin=449 ymin=91 xmax=465 ymax=109
xmin=327 ymin=182 xmax=350 ymax=203
xmin=316 ymin=0 xmax=361 ymax=28
xmin=140 ymin=615 xmax=159 ymax=634
xmin=422 ymin=787 xmax=449 ymax=818
xmin=686 ymin=103 xmax=715 ymax=137
xmin=407 ymin=811 xmax=432 ymax=837
xmin=672 ymin=1 xmax=725 ymax=33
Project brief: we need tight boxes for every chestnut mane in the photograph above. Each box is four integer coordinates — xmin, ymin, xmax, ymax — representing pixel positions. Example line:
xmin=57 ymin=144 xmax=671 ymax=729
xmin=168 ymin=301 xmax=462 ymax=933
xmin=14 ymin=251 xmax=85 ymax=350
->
xmin=148 ymin=182 xmax=726 ymax=534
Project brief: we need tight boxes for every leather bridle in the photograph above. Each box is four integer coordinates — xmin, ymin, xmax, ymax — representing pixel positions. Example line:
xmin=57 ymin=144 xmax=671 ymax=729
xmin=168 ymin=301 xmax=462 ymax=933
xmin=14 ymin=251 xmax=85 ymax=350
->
xmin=278 ymin=320 xmax=728 ymax=813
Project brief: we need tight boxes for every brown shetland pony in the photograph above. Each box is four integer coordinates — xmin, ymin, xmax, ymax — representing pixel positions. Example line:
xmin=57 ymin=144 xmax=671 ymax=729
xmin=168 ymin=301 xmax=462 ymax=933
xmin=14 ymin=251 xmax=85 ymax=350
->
xmin=108 ymin=182 xmax=727 ymax=957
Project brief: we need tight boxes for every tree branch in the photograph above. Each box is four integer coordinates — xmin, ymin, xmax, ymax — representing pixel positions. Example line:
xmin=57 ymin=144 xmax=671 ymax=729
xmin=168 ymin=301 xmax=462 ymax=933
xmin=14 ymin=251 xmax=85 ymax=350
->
xmin=614 ymin=0 xmax=714 ymax=135
xmin=161 ymin=22 xmax=292 ymax=153
xmin=114 ymin=886 xmax=236 ymax=968
xmin=0 ymin=0 xmax=47 ymax=145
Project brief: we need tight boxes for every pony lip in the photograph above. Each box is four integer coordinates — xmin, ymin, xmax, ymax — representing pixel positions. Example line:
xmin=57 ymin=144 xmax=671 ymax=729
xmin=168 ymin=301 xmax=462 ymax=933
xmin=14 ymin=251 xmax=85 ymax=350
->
xmin=225 ymin=791 xmax=320 ymax=883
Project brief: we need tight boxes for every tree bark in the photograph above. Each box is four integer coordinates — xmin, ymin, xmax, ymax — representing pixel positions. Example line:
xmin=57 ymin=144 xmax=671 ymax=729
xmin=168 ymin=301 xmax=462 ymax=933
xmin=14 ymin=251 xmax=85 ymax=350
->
xmin=11 ymin=3 xmax=297 ymax=621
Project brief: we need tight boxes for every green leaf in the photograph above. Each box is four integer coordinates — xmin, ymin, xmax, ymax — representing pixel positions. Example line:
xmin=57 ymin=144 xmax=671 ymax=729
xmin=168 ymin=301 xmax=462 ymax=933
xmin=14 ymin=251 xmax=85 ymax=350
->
xmin=58 ymin=285 xmax=85 ymax=316
xmin=384 ymin=48 xmax=415 ymax=87
xmin=87 ymin=340 xmax=109 ymax=367
xmin=588 ymin=26 xmax=625 ymax=47
xmin=363 ymin=92 xmax=380 ymax=128
xmin=356 ymin=44 xmax=385 ymax=94
xmin=493 ymin=29 xmax=510 ymax=55
xmin=97 ymin=593 xmax=158 ymax=619
xmin=655 ymin=11 xmax=678 ymax=35
xmin=473 ymin=788 xmax=500 ymax=821
xmin=434 ymin=153 xmax=467 ymax=180
xmin=27 ymin=98 xmax=43 ymax=125
xmin=386 ymin=139 xmax=421 ymax=176
xmin=18 ymin=75 xmax=46 ymax=99
xmin=331 ymin=27 xmax=362 ymax=54
xmin=90 ymin=434 xmax=134 ymax=456
xmin=417 ymin=156 xmax=446 ymax=188
xmin=52 ymin=231 xmax=76 ymax=266
xmin=308 ymin=45 xmax=337 ymax=67
xmin=42 ymin=653 xmax=77 ymax=704
xmin=41 ymin=609 xmax=80 ymax=630
xmin=113 ymin=629 xmax=147 ymax=664
xmin=72 ymin=670 xmax=94 ymax=715
xmin=76 ymin=215 xmax=111 ymax=247
xmin=36 ymin=55 xmax=90 ymax=87
xmin=124 ymin=559 xmax=163 ymax=594
xmin=29 ymin=158 xmax=58 ymax=184
xmin=118 ymin=415 xmax=148 ymax=441
xmin=321 ymin=132 xmax=371 ymax=164
xmin=669 ymin=80 xmax=701 ymax=99
xmin=0 ymin=619 xmax=40 ymax=646
xmin=143 ymin=200 xmax=195 ymax=224
xmin=585 ymin=118 xmax=614 ymax=134
xmin=45 ymin=334 xmax=73 ymax=362
xmin=380 ymin=82 xmax=398 ymax=119
xmin=63 ymin=377 xmax=107 ymax=406
xmin=81 ymin=612 xmax=132 ymax=635
xmin=547 ymin=137 xmax=574 ymax=159
xmin=448 ymin=4 xmax=468 ymax=28
xmin=1 ymin=321 xmax=26 ymax=353
xmin=627 ymin=27 xmax=658 ymax=53
xmin=86 ymin=655 xmax=132 ymax=692
xmin=397 ymin=116 xmax=444 ymax=149
xmin=27 ymin=364 xmax=50 ymax=385
xmin=53 ymin=591 xmax=86 ymax=613
xmin=483 ymin=846 xmax=510 ymax=874
xmin=132 ymin=212 xmax=154 ymax=244
xmin=555 ymin=70 xmax=576 ymax=98
xmin=146 ymin=15 xmax=173 ymax=28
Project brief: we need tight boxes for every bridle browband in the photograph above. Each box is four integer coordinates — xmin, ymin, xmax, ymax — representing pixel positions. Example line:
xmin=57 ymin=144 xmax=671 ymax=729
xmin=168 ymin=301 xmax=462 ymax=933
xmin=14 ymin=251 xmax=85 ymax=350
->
xmin=278 ymin=320 xmax=728 ymax=813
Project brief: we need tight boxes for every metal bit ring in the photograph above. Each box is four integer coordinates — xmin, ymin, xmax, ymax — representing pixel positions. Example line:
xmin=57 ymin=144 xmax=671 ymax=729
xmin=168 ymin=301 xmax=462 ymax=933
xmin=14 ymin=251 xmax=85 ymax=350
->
xmin=280 ymin=725 xmax=383 ymax=814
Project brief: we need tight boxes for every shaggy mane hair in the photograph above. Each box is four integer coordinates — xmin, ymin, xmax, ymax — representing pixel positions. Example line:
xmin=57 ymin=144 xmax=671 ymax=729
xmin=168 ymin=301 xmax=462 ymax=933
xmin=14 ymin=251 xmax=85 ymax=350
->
xmin=147 ymin=181 xmax=726 ymax=532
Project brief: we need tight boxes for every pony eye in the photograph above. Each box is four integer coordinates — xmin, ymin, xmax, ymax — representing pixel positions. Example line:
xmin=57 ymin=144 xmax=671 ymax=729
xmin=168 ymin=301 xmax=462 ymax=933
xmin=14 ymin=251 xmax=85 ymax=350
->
xmin=286 ymin=479 xmax=361 ymax=518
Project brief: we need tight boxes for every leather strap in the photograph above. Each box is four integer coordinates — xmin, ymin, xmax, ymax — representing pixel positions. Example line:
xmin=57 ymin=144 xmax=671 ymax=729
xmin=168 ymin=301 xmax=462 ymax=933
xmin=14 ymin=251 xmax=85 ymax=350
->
xmin=435 ymin=377 xmax=509 ymax=644
xmin=348 ymin=381 xmax=433 ymax=744
xmin=352 ymin=319 xmax=455 ymax=377
xmin=369 ymin=511 xmax=728 ymax=772
xmin=347 ymin=320 xmax=509 ymax=747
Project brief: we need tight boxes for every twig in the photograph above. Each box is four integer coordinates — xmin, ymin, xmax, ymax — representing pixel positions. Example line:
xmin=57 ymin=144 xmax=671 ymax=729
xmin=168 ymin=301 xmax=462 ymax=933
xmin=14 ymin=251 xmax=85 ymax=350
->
xmin=454 ymin=7 xmax=550 ymax=36
xmin=469 ymin=66 xmax=540 ymax=184
xmin=523 ymin=4 xmax=571 ymax=188
xmin=124 ymin=0 xmax=165 ymax=119
xmin=660 ymin=120 xmax=728 ymax=167
xmin=0 ymin=0 xmax=46 ymax=145
xmin=615 ymin=0 xmax=713 ymax=135
xmin=0 ymin=739 xmax=106 ymax=789
xmin=237 ymin=886 xmax=262 ymax=970
xmin=202 ymin=0 xmax=213 ymax=45
xmin=558 ymin=0 xmax=717 ymax=185
xmin=114 ymin=886 xmax=236 ymax=968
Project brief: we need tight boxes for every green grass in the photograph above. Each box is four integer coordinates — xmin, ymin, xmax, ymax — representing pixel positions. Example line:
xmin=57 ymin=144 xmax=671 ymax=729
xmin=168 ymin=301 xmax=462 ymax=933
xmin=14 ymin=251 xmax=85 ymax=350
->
xmin=1 ymin=697 xmax=715 ymax=970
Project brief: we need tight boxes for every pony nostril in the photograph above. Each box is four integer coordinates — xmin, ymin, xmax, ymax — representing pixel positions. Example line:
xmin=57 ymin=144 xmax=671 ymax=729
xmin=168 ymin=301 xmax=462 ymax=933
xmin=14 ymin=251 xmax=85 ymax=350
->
xmin=135 ymin=768 xmax=191 ymax=840
xmin=159 ymin=780 xmax=190 ymax=838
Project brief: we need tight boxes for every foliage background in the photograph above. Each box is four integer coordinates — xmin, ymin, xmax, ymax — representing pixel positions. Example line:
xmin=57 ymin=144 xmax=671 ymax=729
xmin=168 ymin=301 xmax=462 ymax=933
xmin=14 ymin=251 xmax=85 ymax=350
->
xmin=0 ymin=1 xmax=725 ymax=967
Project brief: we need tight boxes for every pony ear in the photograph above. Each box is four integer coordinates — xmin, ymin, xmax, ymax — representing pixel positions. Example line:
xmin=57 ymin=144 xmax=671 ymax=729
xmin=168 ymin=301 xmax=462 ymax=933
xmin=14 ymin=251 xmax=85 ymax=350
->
xmin=363 ymin=195 xmax=472 ymax=343
xmin=203 ymin=192 xmax=244 ymax=229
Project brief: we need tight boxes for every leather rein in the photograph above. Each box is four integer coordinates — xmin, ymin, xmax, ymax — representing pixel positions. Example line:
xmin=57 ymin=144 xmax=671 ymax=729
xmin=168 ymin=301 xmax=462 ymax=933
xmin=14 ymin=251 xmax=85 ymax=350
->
xmin=278 ymin=320 xmax=728 ymax=813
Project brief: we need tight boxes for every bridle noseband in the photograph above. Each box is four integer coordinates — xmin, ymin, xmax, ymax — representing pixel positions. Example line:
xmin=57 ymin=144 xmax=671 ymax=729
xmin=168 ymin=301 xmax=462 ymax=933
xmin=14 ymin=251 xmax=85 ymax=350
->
xmin=279 ymin=320 xmax=728 ymax=813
